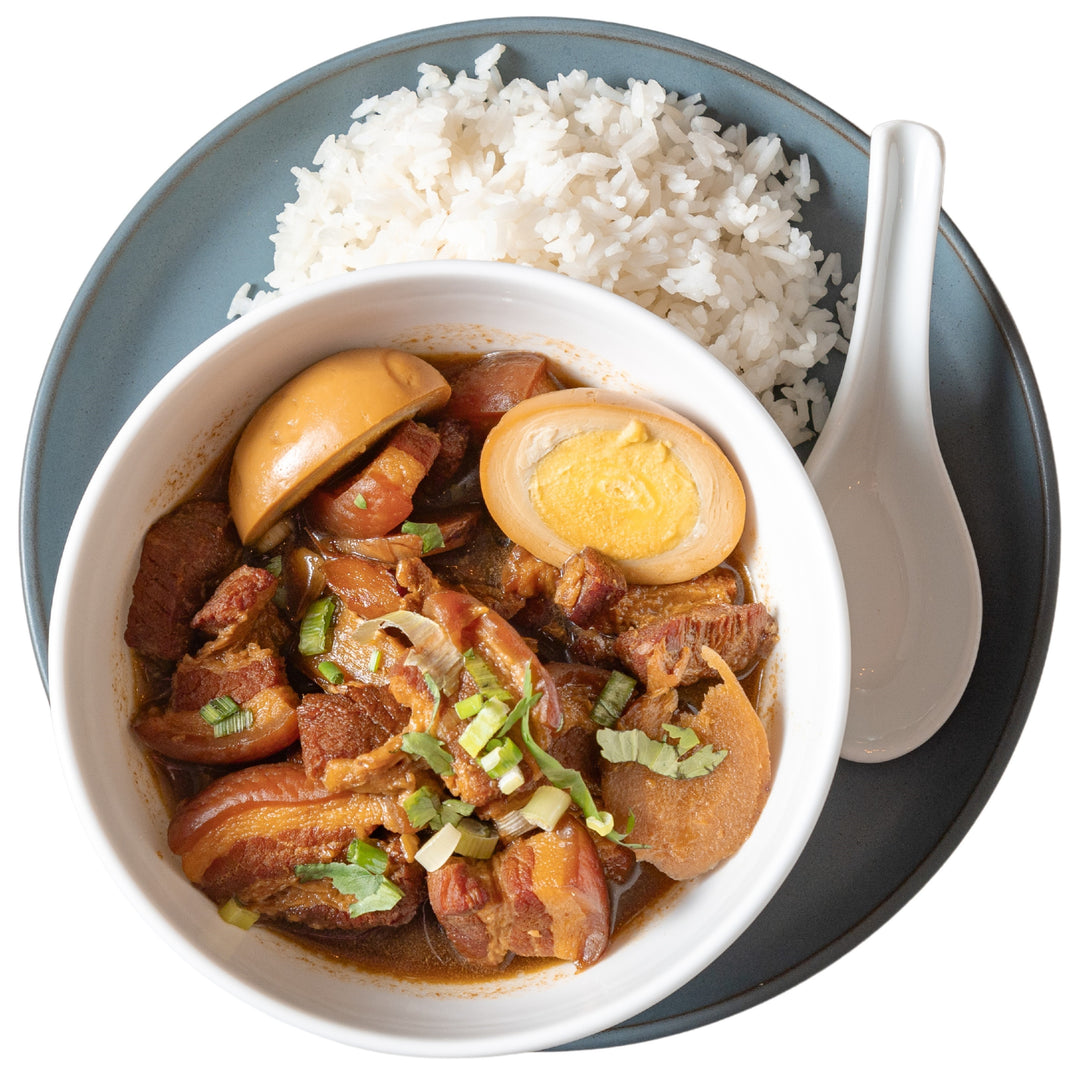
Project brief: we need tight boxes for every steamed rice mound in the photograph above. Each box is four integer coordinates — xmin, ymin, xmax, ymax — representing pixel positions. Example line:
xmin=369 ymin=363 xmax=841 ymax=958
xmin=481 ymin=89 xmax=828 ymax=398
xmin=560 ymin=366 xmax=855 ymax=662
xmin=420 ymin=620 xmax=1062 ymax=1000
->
xmin=231 ymin=45 xmax=853 ymax=445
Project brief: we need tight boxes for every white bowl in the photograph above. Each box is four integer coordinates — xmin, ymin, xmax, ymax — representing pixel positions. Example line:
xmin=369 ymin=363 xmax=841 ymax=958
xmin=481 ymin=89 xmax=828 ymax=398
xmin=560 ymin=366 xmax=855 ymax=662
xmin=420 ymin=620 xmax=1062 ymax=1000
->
xmin=48 ymin=261 xmax=849 ymax=1057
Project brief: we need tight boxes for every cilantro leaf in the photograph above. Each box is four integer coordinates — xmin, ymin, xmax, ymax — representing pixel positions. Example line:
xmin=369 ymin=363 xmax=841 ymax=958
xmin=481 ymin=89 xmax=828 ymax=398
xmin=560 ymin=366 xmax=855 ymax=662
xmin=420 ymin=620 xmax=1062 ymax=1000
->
xmin=401 ymin=521 xmax=445 ymax=554
xmin=596 ymin=726 xmax=727 ymax=779
xmin=400 ymin=731 xmax=454 ymax=775
xmin=294 ymin=838 xmax=403 ymax=917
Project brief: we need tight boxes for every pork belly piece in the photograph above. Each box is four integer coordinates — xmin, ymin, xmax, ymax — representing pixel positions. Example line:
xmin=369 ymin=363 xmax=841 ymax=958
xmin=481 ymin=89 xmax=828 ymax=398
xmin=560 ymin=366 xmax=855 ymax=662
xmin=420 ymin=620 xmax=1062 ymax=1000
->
xmin=500 ymin=541 xmax=559 ymax=602
xmin=321 ymin=555 xmax=409 ymax=618
xmin=600 ymin=654 xmax=771 ymax=881
xmin=134 ymin=643 xmax=299 ymax=765
xmin=305 ymin=420 xmax=441 ymax=539
xmin=297 ymin=687 xmax=410 ymax=782
xmin=614 ymin=601 xmax=778 ymax=687
xmin=610 ymin=565 xmax=740 ymax=631
xmin=124 ymin=500 xmax=241 ymax=661
xmin=261 ymin=836 xmax=425 ymax=932
xmin=441 ymin=352 xmax=561 ymax=434
xmin=294 ymin=597 xmax=409 ymax=687
xmin=167 ymin=762 xmax=421 ymax=930
xmin=424 ymin=857 xmax=504 ymax=963
xmin=553 ymin=547 xmax=627 ymax=628
xmin=191 ymin=565 xmax=290 ymax=654
xmin=171 ymin=642 xmax=285 ymax=710
xmin=427 ymin=816 xmax=609 ymax=966
xmin=326 ymin=506 xmax=481 ymax=563
xmin=517 ymin=662 xmax=638 ymax=886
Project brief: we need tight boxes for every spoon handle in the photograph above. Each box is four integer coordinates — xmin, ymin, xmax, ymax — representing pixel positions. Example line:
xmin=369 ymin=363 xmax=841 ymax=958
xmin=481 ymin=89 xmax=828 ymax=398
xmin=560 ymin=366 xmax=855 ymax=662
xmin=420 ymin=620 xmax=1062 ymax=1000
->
xmin=830 ymin=122 xmax=945 ymax=432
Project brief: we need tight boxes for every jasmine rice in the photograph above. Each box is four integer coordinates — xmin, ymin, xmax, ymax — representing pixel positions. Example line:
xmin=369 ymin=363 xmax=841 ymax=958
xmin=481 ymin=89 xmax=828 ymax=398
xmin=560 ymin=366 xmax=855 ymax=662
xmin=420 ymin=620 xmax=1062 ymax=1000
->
xmin=230 ymin=45 xmax=853 ymax=445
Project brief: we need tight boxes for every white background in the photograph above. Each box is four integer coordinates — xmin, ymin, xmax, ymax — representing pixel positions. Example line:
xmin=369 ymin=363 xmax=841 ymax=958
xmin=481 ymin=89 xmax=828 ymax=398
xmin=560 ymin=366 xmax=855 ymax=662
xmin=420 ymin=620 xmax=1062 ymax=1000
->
xmin=5 ymin=2 xmax=1074 ymax=1069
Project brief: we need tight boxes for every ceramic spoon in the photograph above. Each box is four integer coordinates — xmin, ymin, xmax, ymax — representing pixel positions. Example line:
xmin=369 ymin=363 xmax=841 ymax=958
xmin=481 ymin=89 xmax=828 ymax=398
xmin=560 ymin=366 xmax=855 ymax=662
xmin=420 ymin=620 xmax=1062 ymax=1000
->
xmin=805 ymin=121 xmax=982 ymax=763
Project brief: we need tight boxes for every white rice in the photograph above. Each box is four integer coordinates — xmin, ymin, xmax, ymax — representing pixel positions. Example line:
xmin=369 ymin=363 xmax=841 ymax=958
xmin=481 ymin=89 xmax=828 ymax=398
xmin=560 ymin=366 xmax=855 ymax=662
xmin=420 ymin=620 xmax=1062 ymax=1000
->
xmin=230 ymin=45 xmax=852 ymax=445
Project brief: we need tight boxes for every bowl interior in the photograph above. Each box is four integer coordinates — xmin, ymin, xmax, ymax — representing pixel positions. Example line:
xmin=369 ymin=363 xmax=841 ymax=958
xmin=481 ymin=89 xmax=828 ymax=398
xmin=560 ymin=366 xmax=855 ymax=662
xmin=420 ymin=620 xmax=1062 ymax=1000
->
xmin=48 ymin=262 xmax=848 ymax=1056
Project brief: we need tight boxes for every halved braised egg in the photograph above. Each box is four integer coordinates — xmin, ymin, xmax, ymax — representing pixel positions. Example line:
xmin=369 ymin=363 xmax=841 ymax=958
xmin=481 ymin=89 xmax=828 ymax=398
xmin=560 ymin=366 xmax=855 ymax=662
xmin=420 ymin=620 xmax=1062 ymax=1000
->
xmin=479 ymin=388 xmax=746 ymax=584
xmin=229 ymin=348 xmax=451 ymax=545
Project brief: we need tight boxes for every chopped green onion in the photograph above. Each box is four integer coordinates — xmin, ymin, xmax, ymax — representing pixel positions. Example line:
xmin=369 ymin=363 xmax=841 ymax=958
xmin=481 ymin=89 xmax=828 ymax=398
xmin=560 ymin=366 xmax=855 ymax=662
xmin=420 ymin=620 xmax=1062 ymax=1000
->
xmin=298 ymin=595 xmax=336 ymax=656
xmin=414 ymin=822 xmax=462 ymax=871
xmin=400 ymin=732 xmax=454 ymax=776
xmin=586 ymin=812 xmax=615 ymax=837
xmin=520 ymin=785 xmax=572 ymax=832
xmin=318 ymin=660 xmax=345 ymax=685
xmin=199 ymin=696 xmax=253 ymax=738
xmin=369 ymin=650 xmax=383 ymax=674
xmin=218 ymin=897 xmax=259 ymax=930
xmin=497 ymin=766 xmax=525 ymax=795
xmin=590 ymin=670 xmax=637 ymax=727
xmin=462 ymin=648 xmax=513 ymax=701
xmin=400 ymin=520 xmax=445 ymax=554
xmin=454 ymin=692 xmax=485 ymax=720
xmin=458 ymin=697 xmax=509 ymax=758
xmin=212 ymin=707 xmax=253 ymax=738
xmin=353 ymin=492 xmax=368 ymax=509
xmin=480 ymin=738 xmax=523 ymax=779
xmin=453 ymin=817 xmax=499 ymax=859
xmin=596 ymin=726 xmax=727 ymax=779
xmin=199 ymin=695 xmax=241 ymax=725
xmin=294 ymin=838 xmax=403 ymax=917
xmin=493 ymin=809 xmax=537 ymax=840
xmin=264 ymin=554 xmax=283 ymax=577
xmin=345 ymin=838 xmax=389 ymax=872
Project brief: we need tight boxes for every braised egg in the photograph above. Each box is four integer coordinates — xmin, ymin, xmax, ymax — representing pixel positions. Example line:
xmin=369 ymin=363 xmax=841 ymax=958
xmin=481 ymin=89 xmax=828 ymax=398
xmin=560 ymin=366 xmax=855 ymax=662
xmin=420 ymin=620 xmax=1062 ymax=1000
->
xmin=228 ymin=348 xmax=450 ymax=545
xmin=480 ymin=388 xmax=746 ymax=584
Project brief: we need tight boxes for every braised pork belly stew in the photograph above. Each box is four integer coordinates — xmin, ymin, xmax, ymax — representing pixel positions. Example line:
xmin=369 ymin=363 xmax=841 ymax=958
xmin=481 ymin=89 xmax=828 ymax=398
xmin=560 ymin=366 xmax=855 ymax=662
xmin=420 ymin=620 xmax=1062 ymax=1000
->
xmin=124 ymin=348 xmax=777 ymax=979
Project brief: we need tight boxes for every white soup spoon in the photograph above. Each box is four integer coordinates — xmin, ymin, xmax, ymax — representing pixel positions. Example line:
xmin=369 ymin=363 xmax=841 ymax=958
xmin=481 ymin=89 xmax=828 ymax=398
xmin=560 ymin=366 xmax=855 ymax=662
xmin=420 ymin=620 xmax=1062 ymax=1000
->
xmin=805 ymin=120 xmax=982 ymax=763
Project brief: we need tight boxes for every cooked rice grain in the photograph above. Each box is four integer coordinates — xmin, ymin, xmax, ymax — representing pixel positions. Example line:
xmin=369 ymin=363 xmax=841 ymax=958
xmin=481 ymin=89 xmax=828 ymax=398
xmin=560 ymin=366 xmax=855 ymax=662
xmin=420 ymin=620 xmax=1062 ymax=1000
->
xmin=230 ymin=45 xmax=849 ymax=445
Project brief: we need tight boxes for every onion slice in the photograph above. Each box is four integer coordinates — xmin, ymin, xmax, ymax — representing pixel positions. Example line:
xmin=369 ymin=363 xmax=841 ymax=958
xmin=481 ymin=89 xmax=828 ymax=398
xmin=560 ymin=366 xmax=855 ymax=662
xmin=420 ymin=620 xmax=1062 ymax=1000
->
xmin=352 ymin=609 xmax=463 ymax=693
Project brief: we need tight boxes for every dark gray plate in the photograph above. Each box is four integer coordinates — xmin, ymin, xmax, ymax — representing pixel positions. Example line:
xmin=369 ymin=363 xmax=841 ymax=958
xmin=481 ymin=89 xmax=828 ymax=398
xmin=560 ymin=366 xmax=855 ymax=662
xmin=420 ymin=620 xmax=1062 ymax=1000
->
xmin=20 ymin=16 xmax=1058 ymax=1051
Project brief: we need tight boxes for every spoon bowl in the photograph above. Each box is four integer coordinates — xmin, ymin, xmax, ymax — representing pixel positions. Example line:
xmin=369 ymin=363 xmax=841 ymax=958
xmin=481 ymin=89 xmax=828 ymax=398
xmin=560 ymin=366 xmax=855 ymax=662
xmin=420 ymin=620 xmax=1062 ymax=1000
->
xmin=806 ymin=121 xmax=982 ymax=763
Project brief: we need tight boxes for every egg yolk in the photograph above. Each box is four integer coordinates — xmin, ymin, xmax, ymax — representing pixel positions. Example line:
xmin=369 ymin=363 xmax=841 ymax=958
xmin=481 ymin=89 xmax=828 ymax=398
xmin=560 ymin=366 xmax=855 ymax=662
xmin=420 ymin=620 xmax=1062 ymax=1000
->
xmin=528 ymin=419 xmax=700 ymax=561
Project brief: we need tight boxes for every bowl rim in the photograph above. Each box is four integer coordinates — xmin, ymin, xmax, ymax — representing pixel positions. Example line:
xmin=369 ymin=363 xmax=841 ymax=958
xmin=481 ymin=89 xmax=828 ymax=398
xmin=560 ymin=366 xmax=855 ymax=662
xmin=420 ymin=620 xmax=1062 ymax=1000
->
xmin=47 ymin=261 xmax=849 ymax=1056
